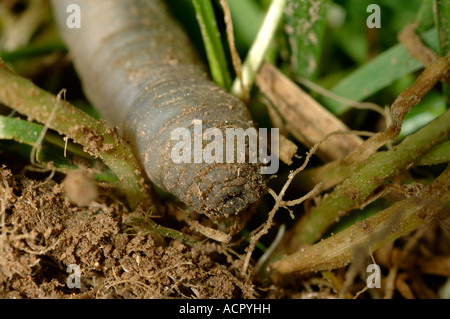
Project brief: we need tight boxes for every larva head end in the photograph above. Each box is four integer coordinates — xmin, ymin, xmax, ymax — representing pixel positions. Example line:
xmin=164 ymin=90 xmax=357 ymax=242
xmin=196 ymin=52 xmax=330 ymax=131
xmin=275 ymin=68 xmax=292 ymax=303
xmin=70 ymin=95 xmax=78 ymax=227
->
xmin=187 ymin=163 xmax=267 ymax=218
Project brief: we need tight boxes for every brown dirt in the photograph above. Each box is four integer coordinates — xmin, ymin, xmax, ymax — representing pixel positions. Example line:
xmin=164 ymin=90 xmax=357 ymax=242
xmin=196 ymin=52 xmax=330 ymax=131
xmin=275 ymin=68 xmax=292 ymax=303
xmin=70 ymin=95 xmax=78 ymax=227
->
xmin=0 ymin=165 xmax=263 ymax=299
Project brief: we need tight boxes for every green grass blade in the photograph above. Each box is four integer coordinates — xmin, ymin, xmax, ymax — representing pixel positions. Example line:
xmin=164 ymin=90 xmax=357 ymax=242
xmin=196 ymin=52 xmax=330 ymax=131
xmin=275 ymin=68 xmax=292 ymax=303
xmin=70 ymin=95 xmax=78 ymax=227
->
xmin=415 ymin=0 xmax=435 ymax=32
xmin=284 ymin=0 xmax=329 ymax=79
xmin=434 ymin=0 xmax=449 ymax=106
xmin=434 ymin=0 xmax=450 ymax=55
xmin=0 ymin=115 xmax=44 ymax=145
xmin=0 ymin=115 xmax=118 ymax=182
xmin=192 ymin=0 xmax=232 ymax=90
xmin=0 ymin=41 xmax=66 ymax=62
xmin=226 ymin=0 xmax=264 ymax=49
xmin=323 ymin=29 xmax=439 ymax=115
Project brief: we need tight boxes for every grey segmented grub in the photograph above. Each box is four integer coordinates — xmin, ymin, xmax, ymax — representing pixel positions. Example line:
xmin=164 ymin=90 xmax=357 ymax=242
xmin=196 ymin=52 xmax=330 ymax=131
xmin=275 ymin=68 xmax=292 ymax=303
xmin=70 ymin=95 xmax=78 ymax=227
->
xmin=51 ymin=0 xmax=267 ymax=216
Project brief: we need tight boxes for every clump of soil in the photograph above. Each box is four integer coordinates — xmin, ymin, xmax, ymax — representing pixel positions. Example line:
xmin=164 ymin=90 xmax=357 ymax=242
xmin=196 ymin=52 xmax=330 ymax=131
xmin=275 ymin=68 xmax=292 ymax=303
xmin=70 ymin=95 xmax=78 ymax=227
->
xmin=0 ymin=165 xmax=257 ymax=298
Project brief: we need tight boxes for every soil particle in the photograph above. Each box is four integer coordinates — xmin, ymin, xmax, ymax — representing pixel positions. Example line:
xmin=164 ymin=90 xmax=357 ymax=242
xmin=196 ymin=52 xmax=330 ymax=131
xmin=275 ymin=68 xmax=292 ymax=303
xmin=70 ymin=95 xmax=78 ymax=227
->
xmin=0 ymin=166 xmax=255 ymax=299
xmin=63 ymin=170 xmax=98 ymax=206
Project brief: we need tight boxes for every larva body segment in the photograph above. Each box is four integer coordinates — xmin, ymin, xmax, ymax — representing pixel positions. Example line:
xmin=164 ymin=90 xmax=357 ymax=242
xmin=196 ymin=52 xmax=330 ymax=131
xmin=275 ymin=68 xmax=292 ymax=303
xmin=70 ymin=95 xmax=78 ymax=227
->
xmin=51 ymin=0 xmax=267 ymax=216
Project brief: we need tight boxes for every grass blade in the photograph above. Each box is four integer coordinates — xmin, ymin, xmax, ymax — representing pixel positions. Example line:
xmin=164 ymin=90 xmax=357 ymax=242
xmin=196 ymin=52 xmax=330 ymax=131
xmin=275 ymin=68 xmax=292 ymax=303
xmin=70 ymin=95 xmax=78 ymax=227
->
xmin=192 ymin=0 xmax=232 ymax=90
xmin=434 ymin=0 xmax=450 ymax=55
xmin=323 ymin=29 xmax=439 ymax=115
xmin=0 ymin=42 xmax=66 ymax=62
xmin=434 ymin=0 xmax=450 ymax=102
xmin=284 ymin=0 xmax=329 ymax=79
xmin=416 ymin=0 xmax=435 ymax=32
xmin=0 ymin=115 xmax=118 ymax=182
xmin=0 ymin=115 xmax=45 ymax=145
xmin=226 ymin=0 xmax=264 ymax=49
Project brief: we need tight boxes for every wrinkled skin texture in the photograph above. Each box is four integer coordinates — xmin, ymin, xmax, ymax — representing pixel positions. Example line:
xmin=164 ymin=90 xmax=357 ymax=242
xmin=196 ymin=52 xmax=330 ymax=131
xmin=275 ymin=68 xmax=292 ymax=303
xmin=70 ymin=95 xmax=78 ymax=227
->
xmin=51 ymin=0 xmax=267 ymax=216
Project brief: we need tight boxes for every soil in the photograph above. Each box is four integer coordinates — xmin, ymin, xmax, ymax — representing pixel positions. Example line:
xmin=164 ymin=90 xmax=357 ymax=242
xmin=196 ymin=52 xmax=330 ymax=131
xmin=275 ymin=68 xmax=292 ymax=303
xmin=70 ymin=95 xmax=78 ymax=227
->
xmin=0 ymin=163 xmax=263 ymax=298
xmin=0 ymin=156 xmax=448 ymax=299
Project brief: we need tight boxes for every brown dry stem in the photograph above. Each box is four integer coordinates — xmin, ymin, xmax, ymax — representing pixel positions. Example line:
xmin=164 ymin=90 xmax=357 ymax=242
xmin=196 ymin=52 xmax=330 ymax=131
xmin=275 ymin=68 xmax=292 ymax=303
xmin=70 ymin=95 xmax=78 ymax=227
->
xmin=347 ymin=54 xmax=449 ymax=162
xmin=399 ymin=23 xmax=450 ymax=87
xmin=256 ymin=62 xmax=364 ymax=162
xmin=241 ymin=133 xmax=329 ymax=276
xmin=220 ymin=0 xmax=246 ymax=101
